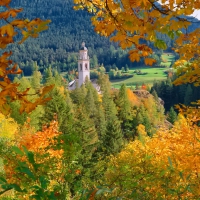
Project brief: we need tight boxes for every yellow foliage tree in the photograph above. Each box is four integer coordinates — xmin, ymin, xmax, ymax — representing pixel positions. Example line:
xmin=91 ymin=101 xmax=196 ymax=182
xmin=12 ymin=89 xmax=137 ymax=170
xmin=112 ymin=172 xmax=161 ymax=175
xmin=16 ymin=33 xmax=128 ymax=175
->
xmin=0 ymin=113 xmax=18 ymax=139
xmin=103 ymin=109 xmax=200 ymax=199
xmin=127 ymin=88 xmax=140 ymax=107
xmin=74 ymin=0 xmax=200 ymax=86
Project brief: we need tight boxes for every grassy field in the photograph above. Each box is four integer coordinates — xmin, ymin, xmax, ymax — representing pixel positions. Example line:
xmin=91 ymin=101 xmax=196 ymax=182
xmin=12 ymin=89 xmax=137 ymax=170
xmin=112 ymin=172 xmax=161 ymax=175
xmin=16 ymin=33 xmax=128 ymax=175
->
xmin=111 ymin=53 xmax=175 ymax=88
xmin=161 ymin=53 xmax=175 ymax=67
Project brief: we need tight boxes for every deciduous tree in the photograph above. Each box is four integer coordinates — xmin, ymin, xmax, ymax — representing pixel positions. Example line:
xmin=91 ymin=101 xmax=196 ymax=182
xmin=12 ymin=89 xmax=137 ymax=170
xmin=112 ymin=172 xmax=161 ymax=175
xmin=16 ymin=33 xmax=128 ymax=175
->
xmin=0 ymin=0 xmax=52 ymax=115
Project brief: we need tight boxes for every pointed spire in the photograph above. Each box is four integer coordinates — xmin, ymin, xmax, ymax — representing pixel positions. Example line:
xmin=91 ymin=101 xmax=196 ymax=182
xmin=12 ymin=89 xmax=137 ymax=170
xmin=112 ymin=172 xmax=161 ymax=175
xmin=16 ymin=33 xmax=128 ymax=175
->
xmin=82 ymin=42 xmax=85 ymax=48
xmin=80 ymin=42 xmax=87 ymax=50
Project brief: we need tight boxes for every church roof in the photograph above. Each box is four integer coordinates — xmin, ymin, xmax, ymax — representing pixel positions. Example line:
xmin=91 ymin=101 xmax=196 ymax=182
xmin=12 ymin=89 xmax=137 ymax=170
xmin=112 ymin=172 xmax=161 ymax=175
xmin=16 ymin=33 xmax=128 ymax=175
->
xmin=68 ymin=79 xmax=101 ymax=94
xmin=68 ymin=80 xmax=76 ymax=87
xmin=80 ymin=42 xmax=87 ymax=50
xmin=80 ymin=47 xmax=87 ymax=50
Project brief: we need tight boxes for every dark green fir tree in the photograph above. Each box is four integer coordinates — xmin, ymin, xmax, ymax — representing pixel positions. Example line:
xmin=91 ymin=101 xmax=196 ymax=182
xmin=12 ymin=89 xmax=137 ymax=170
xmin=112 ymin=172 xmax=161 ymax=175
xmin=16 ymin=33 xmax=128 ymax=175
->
xmin=42 ymin=88 xmax=73 ymax=133
xmin=184 ymin=84 xmax=193 ymax=105
xmin=167 ymin=107 xmax=177 ymax=124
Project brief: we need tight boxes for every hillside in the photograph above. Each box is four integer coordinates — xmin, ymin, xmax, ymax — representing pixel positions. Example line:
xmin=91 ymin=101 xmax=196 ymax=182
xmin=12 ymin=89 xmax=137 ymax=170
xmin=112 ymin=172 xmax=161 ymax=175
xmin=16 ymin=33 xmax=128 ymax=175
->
xmin=5 ymin=0 xmax=200 ymax=76
xmin=8 ymin=0 xmax=117 ymax=73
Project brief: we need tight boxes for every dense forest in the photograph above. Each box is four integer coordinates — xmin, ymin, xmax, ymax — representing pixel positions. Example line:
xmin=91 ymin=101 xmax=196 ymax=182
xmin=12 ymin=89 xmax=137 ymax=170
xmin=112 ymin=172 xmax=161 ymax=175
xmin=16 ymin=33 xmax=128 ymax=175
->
xmin=151 ymin=78 xmax=200 ymax=112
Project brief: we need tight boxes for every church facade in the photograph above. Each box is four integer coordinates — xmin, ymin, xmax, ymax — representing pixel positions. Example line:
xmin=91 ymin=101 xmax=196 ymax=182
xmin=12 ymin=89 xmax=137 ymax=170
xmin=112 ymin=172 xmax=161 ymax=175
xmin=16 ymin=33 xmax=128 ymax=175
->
xmin=78 ymin=42 xmax=90 ymax=87
xmin=68 ymin=43 xmax=100 ymax=92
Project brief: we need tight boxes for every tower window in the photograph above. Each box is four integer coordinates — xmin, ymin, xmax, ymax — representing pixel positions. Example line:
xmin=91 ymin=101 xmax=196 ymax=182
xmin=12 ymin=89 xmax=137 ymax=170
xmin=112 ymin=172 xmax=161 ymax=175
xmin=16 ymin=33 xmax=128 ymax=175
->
xmin=85 ymin=63 xmax=88 ymax=70
xmin=80 ymin=64 xmax=82 ymax=71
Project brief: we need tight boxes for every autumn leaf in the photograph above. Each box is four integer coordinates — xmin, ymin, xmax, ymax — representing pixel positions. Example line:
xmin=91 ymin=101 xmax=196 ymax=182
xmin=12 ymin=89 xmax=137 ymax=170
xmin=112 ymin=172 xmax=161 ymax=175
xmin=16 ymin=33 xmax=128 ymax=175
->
xmin=144 ymin=58 xmax=156 ymax=66
xmin=129 ymin=50 xmax=140 ymax=62
xmin=0 ymin=1 xmax=51 ymax=115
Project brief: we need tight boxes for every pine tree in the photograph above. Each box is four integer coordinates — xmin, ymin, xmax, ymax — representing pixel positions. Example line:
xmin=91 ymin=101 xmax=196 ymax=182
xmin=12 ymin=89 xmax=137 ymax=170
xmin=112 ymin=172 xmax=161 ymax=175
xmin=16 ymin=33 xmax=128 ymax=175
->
xmin=54 ymin=68 xmax=63 ymax=87
xmin=136 ymin=112 xmax=144 ymax=125
xmin=102 ymin=120 xmax=124 ymax=155
xmin=72 ymin=106 xmax=99 ymax=190
xmin=100 ymin=84 xmax=124 ymax=156
xmin=31 ymin=64 xmax=42 ymax=90
xmin=163 ymin=79 xmax=173 ymax=111
xmin=167 ymin=107 xmax=177 ymax=124
xmin=70 ymin=83 xmax=87 ymax=105
xmin=102 ymin=87 xmax=118 ymax=122
xmin=178 ymin=84 xmax=187 ymax=104
xmin=184 ymin=85 xmax=193 ymax=105
xmin=42 ymin=88 xmax=72 ymax=133
xmin=84 ymin=89 xmax=96 ymax=118
xmin=94 ymin=106 xmax=107 ymax=139
xmin=117 ymin=84 xmax=131 ymax=121
xmin=143 ymin=112 xmax=152 ymax=136
xmin=152 ymin=89 xmax=158 ymax=101
xmin=137 ymin=105 xmax=152 ymax=135
xmin=44 ymin=66 xmax=55 ymax=85
xmin=117 ymin=84 xmax=132 ymax=138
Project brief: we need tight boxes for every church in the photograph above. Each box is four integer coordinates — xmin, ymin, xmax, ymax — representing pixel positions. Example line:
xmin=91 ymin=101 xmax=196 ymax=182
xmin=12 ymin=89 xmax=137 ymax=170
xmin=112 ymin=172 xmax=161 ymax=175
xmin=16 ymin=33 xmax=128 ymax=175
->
xmin=68 ymin=42 xmax=100 ymax=92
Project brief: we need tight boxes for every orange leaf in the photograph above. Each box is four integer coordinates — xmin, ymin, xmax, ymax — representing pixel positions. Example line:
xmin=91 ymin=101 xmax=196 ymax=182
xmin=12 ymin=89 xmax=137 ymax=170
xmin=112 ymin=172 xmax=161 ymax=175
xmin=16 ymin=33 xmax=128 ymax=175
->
xmin=144 ymin=58 xmax=156 ymax=65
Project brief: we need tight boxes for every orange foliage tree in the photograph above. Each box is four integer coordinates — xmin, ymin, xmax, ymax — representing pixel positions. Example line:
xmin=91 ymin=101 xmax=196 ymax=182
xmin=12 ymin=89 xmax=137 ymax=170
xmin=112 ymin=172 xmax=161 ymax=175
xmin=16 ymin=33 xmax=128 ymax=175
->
xmin=3 ymin=120 xmax=64 ymax=198
xmin=5 ymin=121 xmax=63 ymax=186
xmin=0 ymin=0 xmax=53 ymax=115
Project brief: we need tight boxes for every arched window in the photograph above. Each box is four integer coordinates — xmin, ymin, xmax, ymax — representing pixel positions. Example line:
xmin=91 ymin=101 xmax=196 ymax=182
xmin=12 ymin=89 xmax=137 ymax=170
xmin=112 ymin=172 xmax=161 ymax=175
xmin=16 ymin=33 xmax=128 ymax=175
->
xmin=85 ymin=63 xmax=88 ymax=70
xmin=80 ymin=64 xmax=82 ymax=71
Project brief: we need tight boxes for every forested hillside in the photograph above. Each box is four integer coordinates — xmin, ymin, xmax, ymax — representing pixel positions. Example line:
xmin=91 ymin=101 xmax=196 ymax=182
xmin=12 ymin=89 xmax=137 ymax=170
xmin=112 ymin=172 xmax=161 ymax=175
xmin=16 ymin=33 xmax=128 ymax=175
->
xmin=8 ymin=0 xmax=199 ymax=76
xmin=9 ymin=0 xmax=118 ymax=75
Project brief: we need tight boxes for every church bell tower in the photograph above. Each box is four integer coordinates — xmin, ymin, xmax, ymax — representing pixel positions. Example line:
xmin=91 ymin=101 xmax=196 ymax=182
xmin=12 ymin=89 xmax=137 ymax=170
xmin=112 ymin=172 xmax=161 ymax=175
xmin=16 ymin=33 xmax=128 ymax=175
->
xmin=78 ymin=42 xmax=90 ymax=87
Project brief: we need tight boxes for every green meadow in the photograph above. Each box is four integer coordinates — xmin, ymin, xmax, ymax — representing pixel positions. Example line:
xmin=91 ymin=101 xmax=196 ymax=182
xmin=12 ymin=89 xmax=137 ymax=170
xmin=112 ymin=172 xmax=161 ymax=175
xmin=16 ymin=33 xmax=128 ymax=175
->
xmin=111 ymin=53 xmax=175 ymax=88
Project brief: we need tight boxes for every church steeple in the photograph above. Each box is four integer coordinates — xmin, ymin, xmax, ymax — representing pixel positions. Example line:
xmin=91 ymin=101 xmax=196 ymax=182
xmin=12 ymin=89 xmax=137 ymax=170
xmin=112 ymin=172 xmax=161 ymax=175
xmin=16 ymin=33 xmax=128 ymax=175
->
xmin=78 ymin=42 xmax=90 ymax=87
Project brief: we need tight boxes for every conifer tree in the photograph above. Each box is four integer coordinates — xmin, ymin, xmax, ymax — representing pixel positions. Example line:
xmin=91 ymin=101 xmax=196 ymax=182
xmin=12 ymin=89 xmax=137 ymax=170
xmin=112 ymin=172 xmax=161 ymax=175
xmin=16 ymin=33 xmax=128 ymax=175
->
xmin=178 ymin=84 xmax=187 ymax=104
xmin=71 ymin=106 xmax=99 ymax=190
xmin=163 ymin=79 xmax=173 ymax=111
xmin=136 ymin=112 xmax=144 ymax=126
xmin=117 ymin=84 xmax=131 ymax=121
xmin=167 ymin=107 xmax=177 ymax=124
xmin=100 ymin=80 xmax=124 ymax=155
xmin=44 ymin=66 xmax=55 ymax=85
xmin=97 ymin=74 xmax=111 ymax=93
xmin=103 ymin=120 xmax=123 ymax=155
xmin=116 ymin=84 xmax=133 ymax=138
xmin=184 ymin=85 xmax=193 ymax=106
xmin=102 ymin=86 xmax=117 ymax=122
xmin=152 ymin=89 xmax=158 ymax=102
xmin=94 ymin=106 xmax=107 ymax=140
xmin=84 ymin=78 xmax=100 ymax=116
xmin=42 ymin=88 xmax=72 ymax=133
xmin=54 ymin=68 xmax=63 ymax=87
xmin=84 ymin=88 xmax=96 ymax=118
xmin=143 ymin=112 xmax=152 ymax=136
xmin=137 ymin=105 xmax=152 ymax=135
xmin=31 ymin=64 xmax=42 ymax=90
xmin=70 ymin=84 xmax=87 ymax=105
